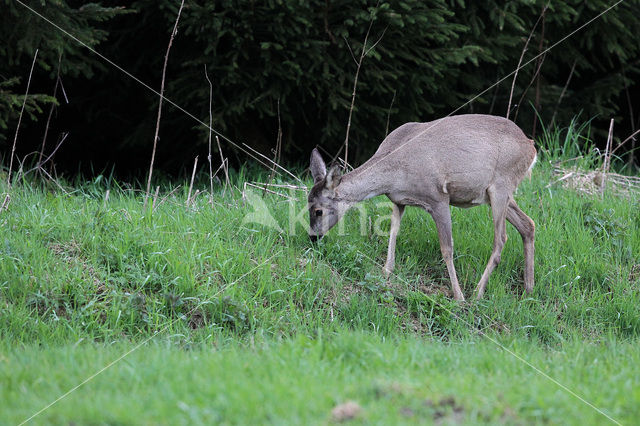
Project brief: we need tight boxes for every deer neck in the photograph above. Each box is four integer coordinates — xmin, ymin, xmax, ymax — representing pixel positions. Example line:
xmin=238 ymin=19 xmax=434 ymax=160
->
xmin=335 ymin=161 xmax=390 ymax=205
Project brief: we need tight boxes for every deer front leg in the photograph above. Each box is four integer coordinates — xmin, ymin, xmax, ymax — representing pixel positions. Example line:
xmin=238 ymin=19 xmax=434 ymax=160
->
xmin=429 ymin=203 xmax=465 ymax=302
xmin=383 ymin=203 xmax=405 ymax=277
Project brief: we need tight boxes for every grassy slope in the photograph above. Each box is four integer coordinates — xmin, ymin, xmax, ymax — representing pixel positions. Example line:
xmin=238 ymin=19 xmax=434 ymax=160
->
xmin=1 ymin=156 xmax=639 ymax=424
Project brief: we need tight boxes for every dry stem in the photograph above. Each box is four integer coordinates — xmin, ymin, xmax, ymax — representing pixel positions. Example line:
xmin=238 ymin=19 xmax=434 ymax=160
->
xmin=611 ymin=128 xmax=640 ymax=156
xmin=600 ymin=118 xmax=614 ymax=195
xmin=37 ymin=52 xmax=62 ymax=176
xmin=204 ymin=65 xmax=215 ymax=205
xmin=242 ymin=142 xmax=301 ymax=183
xmin=215 ymin=136 xmax=230 ymax=195
xmin=531 ymin=4 xmax=547 ymax=139
xmin=506 ymin=5 xmax=546 ymax=119
xmin=144 ymin=0 xmax=185 ymax=209
xmin=385 ymin=89 xmax=396 ymax=137
xmin=513 ymin=51 xmax=546 ymax=122
xmin=152 ymin=185 xmax=160 ymax=210
xmin=187 ymin=156 xmax=199 ymax=206
xmin=341 ymin=1 xmax=383 ymax=167
xmin=8 ymin=49 xmax=38 ymax=188
xmin=264 ymin=99 xmax=283 ymax=196
xmin=622 ymin=66 xmax=637 ymax=169
xmin=550 ymin=59 xmax=577 ymax=127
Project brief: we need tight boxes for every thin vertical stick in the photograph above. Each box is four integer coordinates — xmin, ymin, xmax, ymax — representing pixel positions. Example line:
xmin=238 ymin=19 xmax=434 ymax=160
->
xmin=531 ymin=4 xmax=547 ymax=139
xmin=506 ymin=6 xmax=546 ymax=119
xmin=622 ymin=67 xmax=637 ymax=169
xmin=513 ymin=51 xmax=546 ymax=122
xmin=215 ymin=135 xmax=230 ymax=195
xmin=488 ymin=74 xmax=499 ymax=115
xmin=8 ymin=49 xmax=39 ymax=188
xmin=600 ymin=118 xmax=614 ymax=195
xmin=264 ymin=98 xmax=282 ymax=196
xmin=37 ymin=51 xmax=62 ymax=176
xmin=204 ymin=65 xmax=215 ymax=206
xmin=342 ymin=1 xmax=383 ymax=167
xmin=385 ymin=89 xmax=396 ymax=137
xmin=332 ymin=3 xmax=386 ymax=167
xmin=550 ymin=59 xmax=577 ymax=127
xmin=187 ymin=156 xmax=198 ymax=206
xmin=144 ymin=0 xmax=185 ymax=209
xmin=152 ymin=185 xmax=160 ymax=210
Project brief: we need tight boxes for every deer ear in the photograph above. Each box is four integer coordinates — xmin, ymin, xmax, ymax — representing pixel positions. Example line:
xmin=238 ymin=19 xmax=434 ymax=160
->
xmin=310 ymin=148 xmax=326 ymax=183
xmin=325 ymin=165 xmax=342 ymax=190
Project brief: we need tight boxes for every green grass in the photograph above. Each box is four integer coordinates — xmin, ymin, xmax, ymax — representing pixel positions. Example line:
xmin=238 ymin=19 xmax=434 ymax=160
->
xmin=3 ymin=334 xmax=639 ymax=425
xmin=1 ymin=136 xmax=639 ymax=423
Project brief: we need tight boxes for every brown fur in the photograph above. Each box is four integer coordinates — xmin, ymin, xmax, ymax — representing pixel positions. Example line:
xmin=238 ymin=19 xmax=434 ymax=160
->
xmin=309 ymin=114 xmax=536 ymax=301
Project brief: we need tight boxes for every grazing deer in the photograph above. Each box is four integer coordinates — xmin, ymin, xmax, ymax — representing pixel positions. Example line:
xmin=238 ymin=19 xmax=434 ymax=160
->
xmin=308 ymin=114 xmax=536 ymax=301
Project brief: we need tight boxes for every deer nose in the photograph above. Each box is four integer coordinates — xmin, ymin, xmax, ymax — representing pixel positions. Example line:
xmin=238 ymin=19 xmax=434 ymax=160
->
xmin=309 ymin=234 xmax=320 ymax=242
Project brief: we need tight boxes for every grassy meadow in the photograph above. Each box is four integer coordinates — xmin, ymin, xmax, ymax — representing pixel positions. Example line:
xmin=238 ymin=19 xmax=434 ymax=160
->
xmin=1 ymin=124 xmax=639 ymax=424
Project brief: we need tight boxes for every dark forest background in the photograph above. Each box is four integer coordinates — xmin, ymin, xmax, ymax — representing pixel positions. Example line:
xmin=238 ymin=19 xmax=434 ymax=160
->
xmin=1 ymin=0 xmax=639 ymax=179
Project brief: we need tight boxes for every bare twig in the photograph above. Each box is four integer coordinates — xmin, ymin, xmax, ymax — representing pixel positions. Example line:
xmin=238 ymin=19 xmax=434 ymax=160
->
xmin=37 ymin=51 xmax=62 ymax=177
xmin=204 ymin=65 xmax=215 ymax=206
xmin=152 ymin=185 xmax=160 ymax=209
xmin=506 ymin=7 xmax=546 ymax=119
xmin=252 ymin=182 xmax=306 ymax=191
xmin=610 ymin=128 xmax=640 ymax=156
xmin=241 ymin=142 xmax=301 ymax=183
xmin=600 ymin=118 xmax=614 ymax=195
xmin=25 ymin=132 xmax=69 ymax=175
xmin=622 ymin=66 xmax=637 ymax=169
xmin=264 ymin=98 xmax=283 ymax=196
xmin=342 ymin=1 xmax=381 ymax=167
xmin=385 ymin=89 xmax=396 ymax=137
xmin=0 ymin=194 xmax=10 ymax=212
xmin=144 ymin=0 xmax=185 ymax=209
xmin=187 ymin=156 xmax=198 ymax=206
xmin=488 ymin=75 xmax=499 ymax=115
xmin=8 ymin=49 xmax=38 ymax=188
xmin=216 ymin=136 xmax=230 ymax=195
xmin=531 ymin=4 xmax=547 ymax=139
xmin=39 ymin=166 xmax=68 ymax=195
xmin=550 ymin=59 xmax=577 ymax=127
xmin=513 ymin=51 xmax=546 ymax=122
xmin=243 ymin=182 xmax=297 ymax=201
xmin=153 ymin=185 xmax=182 ymax=211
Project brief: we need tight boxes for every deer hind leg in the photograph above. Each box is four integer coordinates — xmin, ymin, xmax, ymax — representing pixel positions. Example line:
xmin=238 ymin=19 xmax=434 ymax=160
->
xmin=506 ymin=199 xmax=535 ymax=293
xmin=383 ymin=203 xmax=405 ymax=277
xmin=475 ymin=187 xmax=509 ymax=299
xmin=429 ymin=202 xmax=465 ymax=301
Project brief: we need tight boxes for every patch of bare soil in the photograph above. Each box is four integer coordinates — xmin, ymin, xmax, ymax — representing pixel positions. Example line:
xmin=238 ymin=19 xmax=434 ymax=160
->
xmin=331 ymin=401 xmax=362 ymax=422
xmin=425 ymin=396 xmax=465 ymax=424
xmin=188 ymin=309 xmax=205 ymax=329
xmin=630 ymin=264 xmax=640 ymax=283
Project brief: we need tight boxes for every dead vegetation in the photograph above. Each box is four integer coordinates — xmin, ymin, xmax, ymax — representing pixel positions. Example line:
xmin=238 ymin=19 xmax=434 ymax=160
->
xmin=548 ymin=162 xmax=640 ymax=197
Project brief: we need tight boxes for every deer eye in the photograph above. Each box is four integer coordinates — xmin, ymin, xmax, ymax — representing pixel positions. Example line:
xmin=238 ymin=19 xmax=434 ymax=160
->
xmin=315 ymin=210 xmax=323 ymax=217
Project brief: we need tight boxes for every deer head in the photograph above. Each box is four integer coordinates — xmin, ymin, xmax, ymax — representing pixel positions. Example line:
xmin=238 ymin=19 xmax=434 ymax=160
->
xmin=308 ymin=148 xmax=346 ymax=241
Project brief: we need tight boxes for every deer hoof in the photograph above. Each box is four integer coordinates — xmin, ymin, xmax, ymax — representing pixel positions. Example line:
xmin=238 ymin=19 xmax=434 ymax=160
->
xmin=382 ymin=266 xmax=392 ymax=278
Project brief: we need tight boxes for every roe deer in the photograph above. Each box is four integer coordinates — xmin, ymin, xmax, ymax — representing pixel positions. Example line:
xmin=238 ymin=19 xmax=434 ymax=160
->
xmin=308 ymin=114 xmax=536 ymax=301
